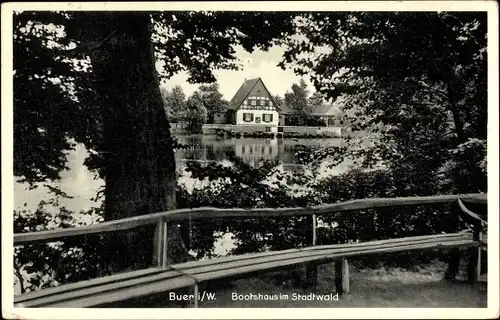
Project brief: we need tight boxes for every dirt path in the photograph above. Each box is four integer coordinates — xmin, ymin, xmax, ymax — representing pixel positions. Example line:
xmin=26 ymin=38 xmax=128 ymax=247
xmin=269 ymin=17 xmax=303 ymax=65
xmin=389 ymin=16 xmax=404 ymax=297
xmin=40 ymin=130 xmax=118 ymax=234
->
xmin=196 ymin=263 xmax=487 ymax=308
xmin=116 ymin=261 xmax=486 ymax=308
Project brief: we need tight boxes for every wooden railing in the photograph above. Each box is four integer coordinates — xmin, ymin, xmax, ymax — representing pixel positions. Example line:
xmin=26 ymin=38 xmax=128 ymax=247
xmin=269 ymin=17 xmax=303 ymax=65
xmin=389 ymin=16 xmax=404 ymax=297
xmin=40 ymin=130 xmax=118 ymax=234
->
xmin=14 ymin=193 xmax=487 ymax=308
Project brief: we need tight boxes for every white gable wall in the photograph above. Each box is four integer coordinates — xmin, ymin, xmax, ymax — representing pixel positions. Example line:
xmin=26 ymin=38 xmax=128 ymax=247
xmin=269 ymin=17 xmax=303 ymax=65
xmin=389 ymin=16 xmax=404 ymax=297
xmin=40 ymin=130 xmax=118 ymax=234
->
xmin=236 ymin=109 xmax=279 ymax=132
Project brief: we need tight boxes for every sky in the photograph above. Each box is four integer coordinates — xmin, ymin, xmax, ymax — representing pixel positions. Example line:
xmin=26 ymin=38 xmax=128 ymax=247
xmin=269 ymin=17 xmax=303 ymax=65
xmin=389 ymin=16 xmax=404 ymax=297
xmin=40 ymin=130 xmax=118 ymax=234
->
xmin=158 ymin=44 xmax=314 ymax=100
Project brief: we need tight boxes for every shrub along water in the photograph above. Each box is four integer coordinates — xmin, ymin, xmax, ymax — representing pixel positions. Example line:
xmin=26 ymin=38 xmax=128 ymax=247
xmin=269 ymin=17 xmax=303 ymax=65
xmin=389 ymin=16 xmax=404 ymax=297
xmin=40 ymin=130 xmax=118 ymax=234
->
xmin=14 ymin=154 xmax=475 ymax=293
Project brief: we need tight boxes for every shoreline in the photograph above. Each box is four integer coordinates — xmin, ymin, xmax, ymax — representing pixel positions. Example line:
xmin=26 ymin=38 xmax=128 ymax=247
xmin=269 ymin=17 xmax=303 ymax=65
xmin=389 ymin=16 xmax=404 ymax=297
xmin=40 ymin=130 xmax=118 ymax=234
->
xmin=174 ymin=132 xmax=343 ymax=139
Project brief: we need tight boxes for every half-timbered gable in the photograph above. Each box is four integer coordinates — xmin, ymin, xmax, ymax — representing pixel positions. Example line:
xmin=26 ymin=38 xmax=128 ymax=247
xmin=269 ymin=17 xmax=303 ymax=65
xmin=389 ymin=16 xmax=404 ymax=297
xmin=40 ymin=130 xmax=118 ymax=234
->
xmin=226 ymin=77 xmax=280 ymax=132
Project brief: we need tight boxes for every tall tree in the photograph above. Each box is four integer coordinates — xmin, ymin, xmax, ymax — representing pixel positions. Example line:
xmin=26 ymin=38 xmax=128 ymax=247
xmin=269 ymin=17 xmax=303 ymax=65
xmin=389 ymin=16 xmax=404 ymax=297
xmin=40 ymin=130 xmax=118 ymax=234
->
xmin=161 ymin=85 xmax=187 ymax=121
xmin=272 ymin=94 xmax=284 ymax=107
xmin=186 ymin=91 xmax=208 ymax=133
xmin=280 ymin=11 xmax=487 ymax=194
xmin=198 ymin=83 xmax=228 ymax=124
xmin=309 ymin=92 xmax=324 ymax=109
xmin=13 ymin=12 xmax=99 ymax=186
xmin=70 ymin=13 xmax=181 ymax=271
xmin=284 ymin=79 xmax=313 ymax=125
xmin=13 ymin=11 xmax=298 ymax=272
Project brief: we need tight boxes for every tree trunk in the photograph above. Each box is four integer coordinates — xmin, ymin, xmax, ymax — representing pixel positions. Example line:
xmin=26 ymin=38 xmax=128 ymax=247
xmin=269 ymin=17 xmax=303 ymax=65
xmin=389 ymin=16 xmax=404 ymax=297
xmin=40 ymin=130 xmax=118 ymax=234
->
xmin=447 ymin=81 xmax=466 ymax=144
xmin=87 ymin=13 xmax=189 ymax=273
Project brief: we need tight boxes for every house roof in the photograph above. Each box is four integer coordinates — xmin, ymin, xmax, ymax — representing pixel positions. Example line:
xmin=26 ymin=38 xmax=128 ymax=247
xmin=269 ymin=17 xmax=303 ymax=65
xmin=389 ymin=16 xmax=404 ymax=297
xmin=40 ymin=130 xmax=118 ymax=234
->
xmin=228 ymin=78 xmax=261 ymax=110
xmin=277 ymin=103 xmax=292 ymax=114
xmin=228 ymin=77 xmax=280 ymax=112
xmin=311 ymin=104 xmax=340 ymax=116
xmin=279 ymin=104 xmax=340 ymax=116
xmin=227 ymin=77 xmax=338 ymax=117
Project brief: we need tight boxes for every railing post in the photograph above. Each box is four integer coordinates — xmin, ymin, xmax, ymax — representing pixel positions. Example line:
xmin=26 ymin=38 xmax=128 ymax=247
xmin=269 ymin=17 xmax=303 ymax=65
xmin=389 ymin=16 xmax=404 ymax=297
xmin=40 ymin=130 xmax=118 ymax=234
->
xmin=162 ymin=219 xmax=169 ymax=269
xmin=305 ymin=213 xmax=318 ymax=287
xmin=183 ymin=282 xmax=199 ymax=308
xmin=343 ymin=258 xmax=350 ymax=293
xmin=335 ymin=258 xmax=349 ymax=295
xmin=155 ymin=218 xmax=169 ymax=269
xmin=312 ymin=213 xmax=317 ymax=246
xmin=156 ymin=219 xmax=164 ymax=268
xmin=476 ymin=233 xmax=482 ymax=281
xmin=457 ymin=198 xmax=486 ymax=284
xmin=445 ymin=202 xmax=462 ymax=281
xmin=467 ymin=220 xmax=481 ymax=284
xmin=193 ymin=284 xmax=199 ymax=308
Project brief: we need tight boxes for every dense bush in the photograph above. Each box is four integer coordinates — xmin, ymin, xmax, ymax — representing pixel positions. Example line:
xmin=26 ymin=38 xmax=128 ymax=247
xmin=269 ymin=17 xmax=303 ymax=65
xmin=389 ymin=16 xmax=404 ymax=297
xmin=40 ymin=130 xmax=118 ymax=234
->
xmin=14 ymin=202 xmax=104 ymax=293
xmin=176 ymin=155 xmax=317 ymax=258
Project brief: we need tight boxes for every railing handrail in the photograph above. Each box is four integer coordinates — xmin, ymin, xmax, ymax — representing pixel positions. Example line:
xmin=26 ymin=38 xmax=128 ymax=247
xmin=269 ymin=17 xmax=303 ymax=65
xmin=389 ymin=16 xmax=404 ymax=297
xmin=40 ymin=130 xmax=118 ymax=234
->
xmin=457 ymin=198 xmax=487 ymax=225
xmin=13 ymin=193 xmax=487 ymax=245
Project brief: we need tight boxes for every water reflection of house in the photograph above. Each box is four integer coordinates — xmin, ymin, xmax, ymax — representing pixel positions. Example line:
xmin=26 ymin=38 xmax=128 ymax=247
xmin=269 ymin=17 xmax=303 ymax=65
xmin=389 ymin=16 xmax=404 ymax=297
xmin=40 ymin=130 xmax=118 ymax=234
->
xmin=214 ymin=77 xmax=280 ymax=133
xmin=234 ymin=138 xmax=279 ymax=166
xmin=175 ymin=135 xmax=236 ymax=163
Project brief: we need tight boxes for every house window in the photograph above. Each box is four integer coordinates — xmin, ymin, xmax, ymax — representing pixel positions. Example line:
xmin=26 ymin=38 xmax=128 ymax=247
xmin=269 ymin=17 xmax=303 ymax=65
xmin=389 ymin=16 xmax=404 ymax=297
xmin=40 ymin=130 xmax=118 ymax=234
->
xmin=263 ymin=114 xmax=273 ymax=123
xmin=265 ymin=127 xmax=271 ymax=132
xmin=251 ymin=100 xmax=256 ymax=106
xmin=242 ymin=146 xmax=246 ymax=154
xmin=255 ymin=117 xmax=261 ymax=123
xmin=256 ymin=100 xmax=261 ymax=106
xmin=243 ymin=113 xmax=254 ymax=122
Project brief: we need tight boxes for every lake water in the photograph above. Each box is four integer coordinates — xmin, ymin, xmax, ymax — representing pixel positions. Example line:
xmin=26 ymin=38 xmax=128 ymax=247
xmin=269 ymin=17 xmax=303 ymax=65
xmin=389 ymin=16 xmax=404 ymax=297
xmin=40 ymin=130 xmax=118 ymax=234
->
xmin=14 ymin=135 xmax=354 ymax=213
xmin=174 ymin=134 xmax=349 ymax=171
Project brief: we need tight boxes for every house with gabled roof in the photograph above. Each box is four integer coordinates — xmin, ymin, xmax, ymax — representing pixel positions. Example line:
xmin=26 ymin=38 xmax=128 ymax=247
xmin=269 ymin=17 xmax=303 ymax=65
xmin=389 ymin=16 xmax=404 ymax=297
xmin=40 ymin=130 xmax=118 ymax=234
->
xmin=213 ymin=77 xmax=280 ymax=133
xmin=210 ymin=77 xmax=344 ymax=133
